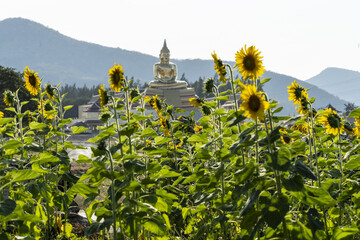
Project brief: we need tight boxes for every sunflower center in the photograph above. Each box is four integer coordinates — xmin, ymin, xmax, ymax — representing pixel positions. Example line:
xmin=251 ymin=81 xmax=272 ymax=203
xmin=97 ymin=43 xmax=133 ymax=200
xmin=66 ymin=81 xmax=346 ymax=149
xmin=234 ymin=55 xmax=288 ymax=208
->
xmin=29 ymin=75 xmax=37 ymax=86
xmin=249 ymin=95 xmax=261 ymax=112
xmin=294 ymin=87 xmax=303 ymax=99
xmin=327 ymin=114 xmax=341 ymax=128
xmin=243 ymin=55 xmax=256 ymax=71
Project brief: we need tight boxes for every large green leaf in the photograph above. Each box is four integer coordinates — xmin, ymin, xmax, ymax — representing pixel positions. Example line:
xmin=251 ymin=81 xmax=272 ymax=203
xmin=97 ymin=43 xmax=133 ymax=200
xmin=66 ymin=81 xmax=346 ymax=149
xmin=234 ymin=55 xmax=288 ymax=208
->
xmin=143 ymin=218 xmax=166 ymax=236
xmin=344 ymin=155 xmax=360 ymax=170
xmin=0 ymin=199 xmax=16 ymax=216
xmin=72 ymin=126 xmax=89 ymax=134
xmin=154 ymin=136 xmax=172 ymax=145
xmin=2 ymin=139 xmax=23 ymax=149
xmin=294 ymin=160 xmax=317 ymax=180
xmin=234 ymin=161 xmax=256 ymax=184
xmin=348 ymin=108 xmax=360 ymax=117
xmin=7 ymin=169 xmax=41 ymax=182
xmin=29 ymin=121 xmax=47 ymax=130
xmin=332 ymin=226 xmax=359 ymax=240
xmin=141 ymin=128 xmax=158 ymax=138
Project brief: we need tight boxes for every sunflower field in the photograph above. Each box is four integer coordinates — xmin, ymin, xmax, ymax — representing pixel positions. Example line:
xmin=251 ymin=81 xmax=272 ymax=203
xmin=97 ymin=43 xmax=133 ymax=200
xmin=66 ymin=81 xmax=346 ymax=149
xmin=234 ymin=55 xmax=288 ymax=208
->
xmin=0 ymin=45 xmax=360 ymax=240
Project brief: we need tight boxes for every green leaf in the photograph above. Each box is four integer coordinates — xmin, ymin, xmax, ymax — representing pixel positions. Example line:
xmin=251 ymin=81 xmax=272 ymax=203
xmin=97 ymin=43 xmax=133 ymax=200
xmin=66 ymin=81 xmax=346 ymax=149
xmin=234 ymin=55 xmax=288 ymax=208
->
xmin=294 ymin=160 xmax=317 ymax=180
xmin=36 ymin=152 xmax=60 ymax=164
xmin=0 ymin=199 xmax=16 ymax=216
xmin=8 ymin=169 xmax=41 ymax=182
xmin=76 ymin=154 xmax=92 ymax=163
xmin=72 ymin=126 xmax=89 ymax=134
xmin=2 ymin=139 xmax=23 ymax=149
xmin=175 ymin=108 xmax=187 ymax=113
xmin=344 ymin=155 xmax=360 ymax=170
xmin=214 ymin=96 xmax=229 ymax=101
xmin=290 ymin=140 xmax=306 ymax=155
xmin=156 ymin=188 xmax=178 ymax=201
xmin=304 ymin=186 xmax=336 ymax=207
xmin=154 ymin=136 xmax=172 ymax=145
xmin=344 ymin=142 xmax=360 ymax=160
xmin=141 ymin=128 xmax=158 ymax=138
xmin=63 ymin=105 xmax=73 ymax=111
xmin=349 ymin=108 xmax=360 ymax=117
xmin=151 ymin=167 xmax=180 ymax=179
xmin=234 ymin=162 xmax=256 ymax=184
xmin=332 ymin=226 xmax=359 ymax=240
xmin=143 ymin=218 xmax=166 ymax=236
xmin=214 ymin=108 xmax=227 ymax=116
xmin=67 ymin=183 xmax=98 ymax=199
xmin=162 ymin=213 xmax=171 ymax=229
xmin=188 ymin=133 xmax=209 ymax=143
xmin=282 ymin=174 xmax=304 ymax=192
xmin=29 ymin=121 xmax=47 ymax=130
xmin=0 ymin=118 xmax=14 ymax=125
xmin=260 ymin=78 xmax=271 ymax=85
xmin=274 ymin=146 xmax=291 ymax=171
xmin=132 ymin=114 xmax=151 ymax=121
xmin=120 ymin=125 xmax=137 ymax=137
xmin=194 ymin=148 xmax=211 ymax=160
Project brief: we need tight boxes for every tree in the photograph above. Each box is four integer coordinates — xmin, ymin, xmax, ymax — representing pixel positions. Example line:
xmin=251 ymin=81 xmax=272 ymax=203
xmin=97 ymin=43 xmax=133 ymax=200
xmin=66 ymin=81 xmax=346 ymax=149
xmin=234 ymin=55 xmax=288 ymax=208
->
xmin=344 ymin=102 xmax=358 ymax=116
xmin=0 ymin=65 xmax=37 ymax=118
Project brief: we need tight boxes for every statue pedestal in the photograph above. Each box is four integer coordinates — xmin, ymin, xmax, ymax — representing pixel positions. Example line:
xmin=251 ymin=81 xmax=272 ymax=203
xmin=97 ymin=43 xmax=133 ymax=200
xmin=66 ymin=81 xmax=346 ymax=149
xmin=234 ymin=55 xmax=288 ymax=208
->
xmin=145 ymin=81 xmax=197 ymax=110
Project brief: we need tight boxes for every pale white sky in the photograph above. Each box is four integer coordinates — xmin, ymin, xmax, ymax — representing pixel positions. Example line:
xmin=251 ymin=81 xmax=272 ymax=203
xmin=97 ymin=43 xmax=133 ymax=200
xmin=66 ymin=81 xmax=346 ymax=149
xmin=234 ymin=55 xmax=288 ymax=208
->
xmin=1 ymin=0 xmax=360 ymax=80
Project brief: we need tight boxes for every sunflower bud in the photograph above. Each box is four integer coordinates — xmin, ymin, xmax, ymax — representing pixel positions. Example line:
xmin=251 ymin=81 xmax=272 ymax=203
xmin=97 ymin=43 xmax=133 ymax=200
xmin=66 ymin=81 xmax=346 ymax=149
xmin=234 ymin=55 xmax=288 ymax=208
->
xmin=204 ymin=78 xmax=215 ymax=94
xmin=3 ymin=90 xmax=15 ymax=107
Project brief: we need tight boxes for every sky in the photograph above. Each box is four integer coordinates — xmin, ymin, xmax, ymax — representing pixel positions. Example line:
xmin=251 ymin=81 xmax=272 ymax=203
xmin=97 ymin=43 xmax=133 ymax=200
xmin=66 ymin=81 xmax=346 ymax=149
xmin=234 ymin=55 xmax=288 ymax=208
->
xmin=1 ymin=0 xmax=360 ymax=80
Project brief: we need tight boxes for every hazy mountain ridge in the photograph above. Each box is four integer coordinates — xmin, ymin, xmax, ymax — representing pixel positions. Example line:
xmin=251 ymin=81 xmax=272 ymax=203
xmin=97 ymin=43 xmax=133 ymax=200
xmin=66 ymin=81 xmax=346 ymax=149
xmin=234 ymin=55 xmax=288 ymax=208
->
xmin=0 ymin=17 xmax=349 ymax=115
xmin=306 ymin=67 xmax=360 ymax=105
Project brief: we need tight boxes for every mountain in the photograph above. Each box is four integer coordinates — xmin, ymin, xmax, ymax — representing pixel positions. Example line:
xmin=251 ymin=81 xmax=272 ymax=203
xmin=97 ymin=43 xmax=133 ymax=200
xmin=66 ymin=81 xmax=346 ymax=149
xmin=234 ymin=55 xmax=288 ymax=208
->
xmin=262 ymin=71 xmax=347 ymax=115
xmin=0 ymin=18 xmax=348 ymax=115
xmin=306 ymin=67 xmax=360 ymax=106
xmin=0 ymin=17 xmax=216 ymax=86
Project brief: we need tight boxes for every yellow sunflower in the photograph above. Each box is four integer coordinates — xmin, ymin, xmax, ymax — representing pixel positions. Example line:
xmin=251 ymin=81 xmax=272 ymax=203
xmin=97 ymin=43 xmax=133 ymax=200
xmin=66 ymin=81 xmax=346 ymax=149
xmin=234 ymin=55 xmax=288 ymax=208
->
xmin=287 ymin=81 xmax=308 ymax=105
xmin=0 ymin=111 xmax=3 ymax=118
xmin=295 ymin=96 xmax=310 ymax=115
xmin=38 ymin=101 xmax=54 ymax=120
xmin=45 ymin=84 xmax=55 ymax=100
xmin=24 ymin=66 xmax=41 ymax=96
xmin=145 ymin=95 xmax=162 ymax=113
xmin=4 ymin=90 xmax=15 ymax=106
xmin=159 ymin=116 xmax=170 ymax=136
xmin=98 ymin=84 xmax=109 ymax=108
xmin=354 ymin=117 xmax=360 ymax=137
xmin=291 ymin=119 xmax=309 ymax=135
xmin=343 ymin=122 xmax=357 ymax=136
xmin=211 ymin=51 xmax=227 ymax=84
xmin=279 ymin=128 xmax=292 ymax=144
xmin=189 ymin=97 xmax=204 ymax=107
xmin=239 ymin=84 xmax=269 ymax=121
xmin=235 ymin=45 xmax=265 ymax=81
xmin=108 ymin=64 xmax=125 ymax=92
xmin=318 ymin=108 xmax=343 ymax=135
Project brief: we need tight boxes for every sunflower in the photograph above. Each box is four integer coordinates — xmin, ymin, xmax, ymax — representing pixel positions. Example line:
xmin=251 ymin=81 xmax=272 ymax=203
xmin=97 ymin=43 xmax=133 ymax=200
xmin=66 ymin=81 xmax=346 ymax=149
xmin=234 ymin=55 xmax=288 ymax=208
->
xmin=194 ymin=124 xmax=203 ymax=132
xmin=108 ymin=64 xmax=125 ymax=92
xmin=45 ymin=84 xmax=55 ymax=100
xmin=204 ymin=78 xmax=215 ymax=94
xmin=239 ymin=84 xmax=269 ymax=121
xmin=4 ymin=90 xmax=15 ymax=106
xmin=201 ymin=105 xmax=211 ymax=116
xmin=354 ymin=117 xmax=360 ymax=137
xmin=189 ymin=97 xmax=204 ymax=107
xmin=146 ymin=95 xmax=162 ymax=113
xmin=24 ymin=66 xmax=41 ymax=96
xmin=318 ymin=108 xmax=343 ymax=135
xmin=211 ymin=51 xmax=227 ymax=84
xmin=343 ymin=122 xmax=356 ymax=136
xmin=295 ymin=96 xmax=310 ymax=115
xmin=279 ymin=128 xmax=292 ymax=144
xmin=291 ymin=120 xmax=309 ymax=134
xmin=235 ymin=45 xmax=265 ymax=81
xmin=159 ymin=116 xmax=170 ymax=136
xmin=287 ymin=81 xmax=308 ymax=105
xmin=38 ymin=101 xmax=54 ymax=120
xmin=0 ymin=111 xmax=3 ymax=119
xmin=98 ymin=84 xmax=109 ymax=108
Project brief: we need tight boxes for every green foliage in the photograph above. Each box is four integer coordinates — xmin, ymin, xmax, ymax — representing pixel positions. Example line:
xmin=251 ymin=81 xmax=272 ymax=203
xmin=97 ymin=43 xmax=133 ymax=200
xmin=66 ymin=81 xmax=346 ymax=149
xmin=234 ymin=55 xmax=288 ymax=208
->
xmin=1 ymin=62 xmax=360 ymax=240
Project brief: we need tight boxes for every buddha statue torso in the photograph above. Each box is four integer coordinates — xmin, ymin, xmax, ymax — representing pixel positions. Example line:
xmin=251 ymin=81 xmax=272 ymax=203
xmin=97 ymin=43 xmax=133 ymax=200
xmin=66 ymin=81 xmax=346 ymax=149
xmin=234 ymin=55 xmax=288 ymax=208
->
xmin=149 ymin=40 xmax=187 ymax=87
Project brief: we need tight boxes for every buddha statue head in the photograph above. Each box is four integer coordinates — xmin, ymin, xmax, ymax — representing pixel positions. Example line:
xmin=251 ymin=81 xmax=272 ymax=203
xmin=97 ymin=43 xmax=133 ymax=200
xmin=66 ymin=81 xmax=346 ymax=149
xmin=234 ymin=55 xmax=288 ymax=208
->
xmin=154 ymin=40 xmax=178 ymax=83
